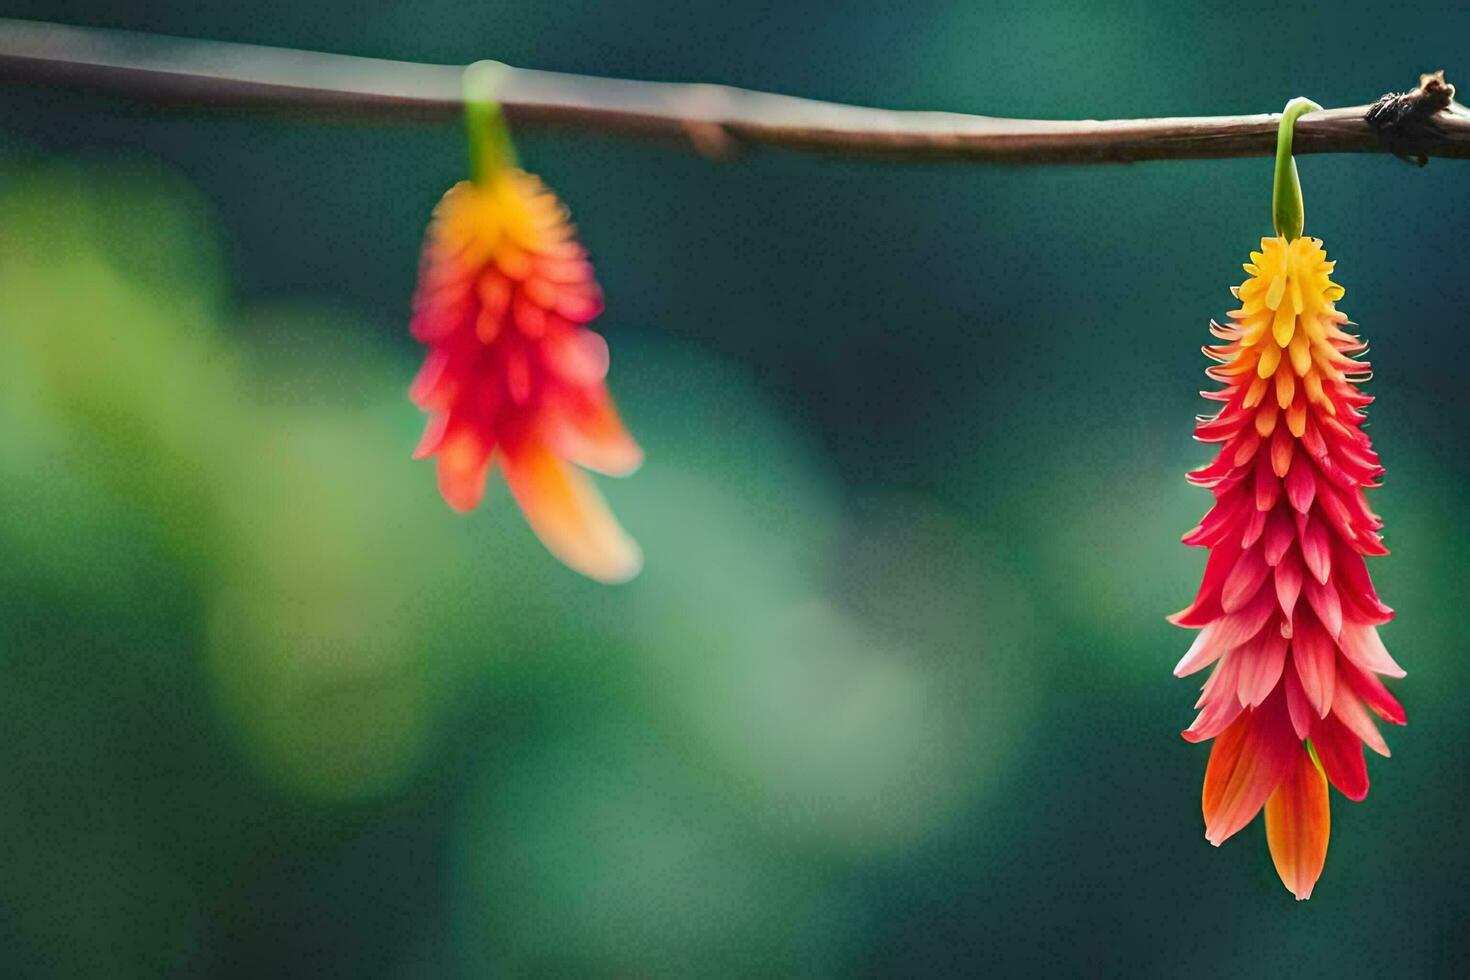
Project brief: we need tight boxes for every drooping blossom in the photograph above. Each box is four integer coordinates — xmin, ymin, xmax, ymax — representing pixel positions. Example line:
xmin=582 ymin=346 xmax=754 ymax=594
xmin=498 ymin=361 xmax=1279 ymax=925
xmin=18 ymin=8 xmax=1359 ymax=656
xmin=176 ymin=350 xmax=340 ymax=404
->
xmin=1172 ymin=235 xmax=1404 ymax=899
xmin=410 ymin=169 xmax=643 ymax=582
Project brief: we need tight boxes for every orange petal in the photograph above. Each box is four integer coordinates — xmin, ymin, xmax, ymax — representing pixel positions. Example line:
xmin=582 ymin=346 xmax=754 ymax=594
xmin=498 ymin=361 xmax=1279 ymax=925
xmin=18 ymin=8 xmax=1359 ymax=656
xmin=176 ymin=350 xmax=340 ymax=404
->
xmin=547 ymin=394 xmax=643 ymax=478
xmin=501 ymin=441 xmax=642 ymax=583
xmin=1265 ymin=746 xmax=1331 ymax=900
xmin=1202 ymin=689 xmax=1296 ymax=846
xmin=436 ymin=428 xmax=494 ymax=512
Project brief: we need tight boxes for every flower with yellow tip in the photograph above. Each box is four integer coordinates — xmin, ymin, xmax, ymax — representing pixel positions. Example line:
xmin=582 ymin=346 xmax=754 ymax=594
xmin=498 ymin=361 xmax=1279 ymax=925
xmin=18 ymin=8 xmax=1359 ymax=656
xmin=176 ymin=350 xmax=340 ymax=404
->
xmin=410 ymin=166 xmax=643 ymax=584
xmin=1172 ymin=232 xmax=1404 ymax=900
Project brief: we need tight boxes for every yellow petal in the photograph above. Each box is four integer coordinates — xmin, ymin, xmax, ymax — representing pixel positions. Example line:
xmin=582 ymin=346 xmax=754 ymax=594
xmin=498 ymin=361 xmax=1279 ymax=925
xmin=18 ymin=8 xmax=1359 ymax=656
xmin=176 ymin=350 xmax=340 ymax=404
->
xmin=1289 ymin=332 xmax=1313 ymax=376
xmin=1266 ymin=274 xmax=1287 ymax=310
xmin=1257 ymin=343 xmax=1282 ymax=378
xmin=1272 ymin=302 xmax=1296 ymax=347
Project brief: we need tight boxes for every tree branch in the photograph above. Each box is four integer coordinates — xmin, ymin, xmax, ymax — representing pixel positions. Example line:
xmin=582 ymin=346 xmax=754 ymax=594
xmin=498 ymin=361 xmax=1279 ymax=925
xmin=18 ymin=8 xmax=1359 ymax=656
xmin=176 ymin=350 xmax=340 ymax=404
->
xmin=4 ymin=17 xmax=1470 ymax=164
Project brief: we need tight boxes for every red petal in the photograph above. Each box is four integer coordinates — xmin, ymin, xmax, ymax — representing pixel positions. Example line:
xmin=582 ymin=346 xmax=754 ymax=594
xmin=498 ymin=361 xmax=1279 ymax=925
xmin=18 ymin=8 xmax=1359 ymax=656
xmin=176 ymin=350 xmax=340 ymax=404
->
xmin=1181 ymin=488 xmax=1249 ymax=548
xmin=1263 ymin=509 xmax=1295 ymax=566
xmin=1221 ymin=544 xmax=1270 ymax=613
xmin=1284 ymin=458 xmax=1317 ymax=513
xmin=1171 ymin=535 xmax=1243 ymax=625
xmin=1331 ymin=543 xmax=1395 ymax=623
xmin=1311 ymin=713 xmax=1369 ymax=801
xmin=505 ymin=348 xmax=533 ymax=406
xmin=512 ymin=292 xmax=548 ymax=338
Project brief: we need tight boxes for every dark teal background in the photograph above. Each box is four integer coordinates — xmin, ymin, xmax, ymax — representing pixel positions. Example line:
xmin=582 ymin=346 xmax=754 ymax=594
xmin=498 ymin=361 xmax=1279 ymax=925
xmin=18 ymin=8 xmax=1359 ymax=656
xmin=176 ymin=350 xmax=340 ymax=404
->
xmin=1 ymin=3 xmax=1467 ymax=976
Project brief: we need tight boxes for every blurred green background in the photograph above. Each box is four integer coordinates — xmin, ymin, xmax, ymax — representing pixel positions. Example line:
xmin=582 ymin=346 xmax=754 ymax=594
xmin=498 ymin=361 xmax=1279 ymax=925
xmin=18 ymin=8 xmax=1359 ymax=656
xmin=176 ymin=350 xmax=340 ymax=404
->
xmin=1 ymin=3 xmax=1467 ymax=976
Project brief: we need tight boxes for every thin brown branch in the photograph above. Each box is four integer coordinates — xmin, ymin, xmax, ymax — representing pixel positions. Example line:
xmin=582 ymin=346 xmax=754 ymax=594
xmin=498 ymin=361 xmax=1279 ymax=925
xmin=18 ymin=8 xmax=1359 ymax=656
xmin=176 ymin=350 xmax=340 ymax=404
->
xmin=4 ymin=17 xmax=1470 ymax=164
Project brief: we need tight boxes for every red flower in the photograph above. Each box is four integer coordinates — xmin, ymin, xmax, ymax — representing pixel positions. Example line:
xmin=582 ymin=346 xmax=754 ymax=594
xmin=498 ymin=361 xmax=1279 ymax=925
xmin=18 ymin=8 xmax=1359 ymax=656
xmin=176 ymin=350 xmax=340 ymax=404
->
xmin=410 ymin=170 xmax=642 ymax=582
xmin=1173 ymin=235 xmax=1404 ymax=898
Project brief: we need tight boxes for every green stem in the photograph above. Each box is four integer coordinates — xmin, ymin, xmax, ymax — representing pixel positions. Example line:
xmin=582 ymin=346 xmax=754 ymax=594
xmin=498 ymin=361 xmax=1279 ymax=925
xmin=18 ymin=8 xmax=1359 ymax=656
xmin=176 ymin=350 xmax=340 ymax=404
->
xmin=1271 ymin=97 xmax=1322 ymax=241
xmin=463 ymin=60 xmax=517 ymax=184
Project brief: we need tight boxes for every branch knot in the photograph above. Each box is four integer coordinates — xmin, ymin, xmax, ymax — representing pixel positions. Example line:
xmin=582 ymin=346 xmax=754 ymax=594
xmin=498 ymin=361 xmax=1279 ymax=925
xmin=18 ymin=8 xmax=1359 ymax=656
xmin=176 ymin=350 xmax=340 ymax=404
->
xmin=1365 ymin=70 xmax=1456 ymax=166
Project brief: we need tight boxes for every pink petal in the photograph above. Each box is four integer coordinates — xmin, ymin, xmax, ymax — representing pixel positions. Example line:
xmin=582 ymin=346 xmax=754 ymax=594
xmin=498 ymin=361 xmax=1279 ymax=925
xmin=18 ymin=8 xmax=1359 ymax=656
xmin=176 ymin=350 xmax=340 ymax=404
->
xmin=1237 ymin=630 xmax=1289 ymax=708
xmin=1338 ymin=654 xmax=1407 ymax=726
xmin=1338 ymin=623 xmax=1405 ymax=679
xmin=1242 ymin=507 xmax=1268 ymax=549
xmin=1284 ymin=666 xmax=1314 ymax=740
xmin=1333 ymin=687 xmax=1391 ymax=758
xmin=1174 ymin=588 xmax=1275 ymax=677
xmin=1183 ymin=655 xmax=1247 ymax=743
xmin=1299 ymin=515 xmax=1332 ymax=584
xmin=1292 ymin=614 xmax=1337 ymax=719
xmin=1304 ymin=577 xmax=1343 ymax=640
xmin=1275 ymin=550 xmax=1304 ymax=622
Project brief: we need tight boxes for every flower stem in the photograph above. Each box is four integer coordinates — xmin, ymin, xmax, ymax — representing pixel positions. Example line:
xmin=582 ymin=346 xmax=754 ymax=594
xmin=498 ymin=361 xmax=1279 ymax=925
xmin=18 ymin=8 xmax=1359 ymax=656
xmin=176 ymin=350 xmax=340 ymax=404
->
xmin=1272 ymin=97 xmax=1322 ymax=241
xmin=463 ymin=60 xmax=517 ymax=184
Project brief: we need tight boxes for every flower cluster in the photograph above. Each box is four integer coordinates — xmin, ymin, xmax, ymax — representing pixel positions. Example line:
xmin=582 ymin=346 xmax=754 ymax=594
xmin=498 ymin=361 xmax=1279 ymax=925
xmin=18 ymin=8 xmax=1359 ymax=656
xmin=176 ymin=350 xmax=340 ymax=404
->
xmin=1173 ymin=235 xmax=1404 ymax=899
xmin=410 ymin=169 xmax=642 ymax=583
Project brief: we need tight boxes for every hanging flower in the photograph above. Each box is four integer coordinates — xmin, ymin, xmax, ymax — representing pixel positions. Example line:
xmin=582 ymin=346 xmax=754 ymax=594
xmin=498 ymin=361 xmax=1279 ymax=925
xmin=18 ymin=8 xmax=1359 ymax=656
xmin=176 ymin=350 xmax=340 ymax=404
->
xmin=409 ymin=168 xmax=643 ymax=583
xmin=1172 ymin=233 xmax=1404 ymax=899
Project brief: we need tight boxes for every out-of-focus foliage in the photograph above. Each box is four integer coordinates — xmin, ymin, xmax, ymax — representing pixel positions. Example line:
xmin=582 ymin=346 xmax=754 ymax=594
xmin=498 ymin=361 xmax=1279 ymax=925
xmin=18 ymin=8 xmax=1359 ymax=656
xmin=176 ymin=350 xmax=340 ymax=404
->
xmin=2 ymin=1 xmax=1470 ymax=975
xmin=0 ymin=164 xmax=1041 ymax=976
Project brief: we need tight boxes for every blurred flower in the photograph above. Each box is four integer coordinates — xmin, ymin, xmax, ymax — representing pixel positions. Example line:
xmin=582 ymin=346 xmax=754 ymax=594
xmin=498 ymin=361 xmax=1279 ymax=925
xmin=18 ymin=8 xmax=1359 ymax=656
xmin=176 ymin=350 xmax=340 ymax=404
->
xmin=1172 ymin=235 xmax=1404 ymax=899
xmin=410 ymin=170 xmax=642 ymax=582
